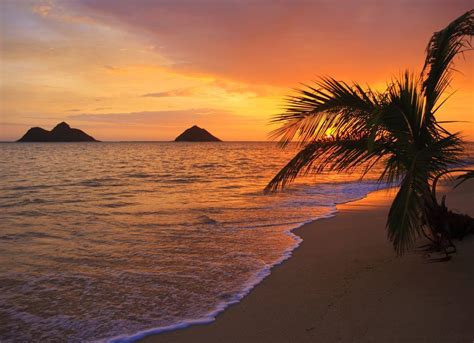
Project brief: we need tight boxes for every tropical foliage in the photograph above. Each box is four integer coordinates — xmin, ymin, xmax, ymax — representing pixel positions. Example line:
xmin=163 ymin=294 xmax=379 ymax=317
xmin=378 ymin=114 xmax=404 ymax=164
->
xmin=266 ymin=10 xmax=474 ymax=256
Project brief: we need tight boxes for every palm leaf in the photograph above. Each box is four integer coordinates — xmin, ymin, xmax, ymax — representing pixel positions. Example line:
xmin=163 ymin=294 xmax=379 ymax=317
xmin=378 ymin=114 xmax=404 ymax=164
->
xmin=265 ymin=137 xmax=389 ymax=192
xmin=421 ymin=10 xmax=474 ymax=115
xmin=454 ymin=170 xmax=474 ymax=188
xmin=387 ymin=172 xmax=427 ymax=254
xmin=269 ymin=77 xmax=380 ymax=147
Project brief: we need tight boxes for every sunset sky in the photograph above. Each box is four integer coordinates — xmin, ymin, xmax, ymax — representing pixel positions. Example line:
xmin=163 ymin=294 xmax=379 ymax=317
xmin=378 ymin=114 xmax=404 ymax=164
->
xmin=1 ymin=0 xmax=472 ymax=141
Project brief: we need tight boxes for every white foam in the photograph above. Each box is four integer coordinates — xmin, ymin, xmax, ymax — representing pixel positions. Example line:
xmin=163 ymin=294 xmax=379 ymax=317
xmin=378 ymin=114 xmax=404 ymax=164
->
xmin=105 ymin=181 xmax=391 ymax=343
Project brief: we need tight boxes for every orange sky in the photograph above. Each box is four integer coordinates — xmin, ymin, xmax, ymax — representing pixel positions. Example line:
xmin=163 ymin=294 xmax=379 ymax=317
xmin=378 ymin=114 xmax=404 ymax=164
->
xmin=1 ymin=0 xmax=473 ymax=141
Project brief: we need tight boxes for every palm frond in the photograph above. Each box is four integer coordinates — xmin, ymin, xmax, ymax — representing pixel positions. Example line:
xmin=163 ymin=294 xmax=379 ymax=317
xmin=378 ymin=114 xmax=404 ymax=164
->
xmin=269 ymin=77 xmax=380 ymax=147
xmin=421 ymin=133 xmax=463 ymax=175
xmin=384 ymin=72 xmax=426 ymax=140
xmin=265 ymin=137 xmax=389 ymax=192
xmin=431 ymin=168 xmax=473 ymax=202
xmin=422 ymin=10 xmax=474 ymax=115
xmin=454 ymin=170 xmax=474 ymax=188
xmin=387 ymin=172 xmax=427 ymax=254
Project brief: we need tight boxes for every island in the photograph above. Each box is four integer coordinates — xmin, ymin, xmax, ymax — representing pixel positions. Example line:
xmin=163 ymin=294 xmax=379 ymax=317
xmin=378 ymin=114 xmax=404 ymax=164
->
xmin=17 ymin=122 xmax=98 ymax=142
xmin=174 ymin=125 xmax=222 ymax=142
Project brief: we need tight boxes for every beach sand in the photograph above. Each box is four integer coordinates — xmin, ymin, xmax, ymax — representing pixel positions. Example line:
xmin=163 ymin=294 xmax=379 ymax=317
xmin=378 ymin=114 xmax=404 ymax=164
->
xmin=142 ymin=180 xmax=474 ymax=343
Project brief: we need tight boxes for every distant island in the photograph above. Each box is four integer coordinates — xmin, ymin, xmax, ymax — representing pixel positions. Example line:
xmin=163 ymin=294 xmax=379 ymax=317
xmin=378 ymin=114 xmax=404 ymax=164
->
xmin=17 ymin=122 xmax=98 ymax=142
xmin=174 ymin=125 xmax=222 ymax=142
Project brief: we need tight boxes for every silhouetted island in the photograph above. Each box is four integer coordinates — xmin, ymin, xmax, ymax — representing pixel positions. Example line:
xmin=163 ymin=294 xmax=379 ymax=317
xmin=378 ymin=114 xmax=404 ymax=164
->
xmin=17 ymin=122 xmax=98 ymax=142
xmin=174 ymin=125 xmax=222 ymax=142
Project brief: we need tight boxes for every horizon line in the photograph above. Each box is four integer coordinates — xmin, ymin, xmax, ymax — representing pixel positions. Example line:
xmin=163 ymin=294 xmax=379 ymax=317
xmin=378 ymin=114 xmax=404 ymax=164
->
xmin=1 ymin=140 xmax=474 ymax=144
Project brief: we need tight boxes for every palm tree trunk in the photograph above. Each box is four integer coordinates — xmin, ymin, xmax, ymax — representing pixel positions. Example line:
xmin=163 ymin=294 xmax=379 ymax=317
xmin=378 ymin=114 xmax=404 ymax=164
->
xmin=423 ymin=171 xmax=474 ymax=258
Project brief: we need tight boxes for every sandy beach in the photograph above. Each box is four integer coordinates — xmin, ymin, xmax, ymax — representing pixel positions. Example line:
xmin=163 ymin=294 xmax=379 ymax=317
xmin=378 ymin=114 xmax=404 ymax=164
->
xmin=143 ymin=180 xmax=474 ymax=343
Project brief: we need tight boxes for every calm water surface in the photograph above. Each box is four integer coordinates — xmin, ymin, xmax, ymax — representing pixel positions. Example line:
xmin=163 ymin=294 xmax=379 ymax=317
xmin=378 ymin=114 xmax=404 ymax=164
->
xmin=0 ymin=142 xmax=472 ymax=342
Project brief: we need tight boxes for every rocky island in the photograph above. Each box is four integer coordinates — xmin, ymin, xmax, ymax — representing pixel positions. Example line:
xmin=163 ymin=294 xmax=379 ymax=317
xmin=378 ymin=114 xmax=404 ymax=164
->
xmin=174 ymin=125 xmax=221 ymax=142
xmin=17 ymin=122 xmax=98 ymax=142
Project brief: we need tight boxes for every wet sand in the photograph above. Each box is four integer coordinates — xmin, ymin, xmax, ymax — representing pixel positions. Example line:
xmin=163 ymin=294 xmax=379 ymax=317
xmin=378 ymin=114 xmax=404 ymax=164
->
xmin=142 ymin=180 xmax=474 ymax=343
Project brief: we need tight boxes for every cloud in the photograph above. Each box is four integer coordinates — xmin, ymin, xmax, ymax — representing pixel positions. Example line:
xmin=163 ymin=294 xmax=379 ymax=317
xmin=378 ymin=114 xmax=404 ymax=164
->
xmin=67 ymin=108 xmax=242 ymax=125
xmin=31 ymin=0 xmax=55 ymax=17
xmin=141 ymin=81 xmax=274 ymax=99
xmin=141 ymin=87 xmax=196 ymax=98
xmin=71 ymin=0 xmax=473 ymax=85
xmin=208 ymin=79 xmax=275 ymax=97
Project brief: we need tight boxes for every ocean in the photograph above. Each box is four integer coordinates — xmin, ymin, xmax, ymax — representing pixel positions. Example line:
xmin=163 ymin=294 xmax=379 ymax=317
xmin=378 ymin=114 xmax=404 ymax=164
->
xmin=0 ymin=142 xmax=472 ymax=342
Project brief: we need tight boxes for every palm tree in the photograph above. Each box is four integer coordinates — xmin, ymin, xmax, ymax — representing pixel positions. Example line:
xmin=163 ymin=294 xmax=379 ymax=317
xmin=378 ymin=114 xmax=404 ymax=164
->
xmin=266 ymin=10 xmax=474 ymax=257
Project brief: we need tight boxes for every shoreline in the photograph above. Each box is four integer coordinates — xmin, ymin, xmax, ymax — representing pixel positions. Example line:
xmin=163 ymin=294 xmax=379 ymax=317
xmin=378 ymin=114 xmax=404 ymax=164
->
xmin=137 ymin=179 xmax=474 ymax=343
xmin=109 ymin=185 xmax=392 ymax=343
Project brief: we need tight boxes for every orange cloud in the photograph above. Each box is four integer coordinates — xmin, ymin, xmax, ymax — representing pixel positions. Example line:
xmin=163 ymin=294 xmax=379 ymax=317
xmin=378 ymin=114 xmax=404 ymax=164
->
xmin=141 ymin=88 xmax=196 ymax=98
